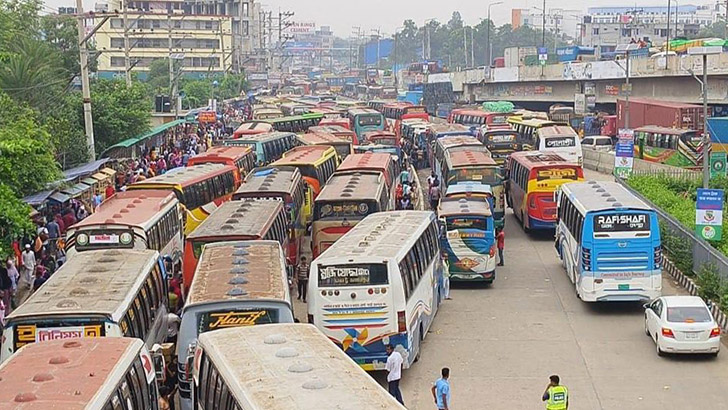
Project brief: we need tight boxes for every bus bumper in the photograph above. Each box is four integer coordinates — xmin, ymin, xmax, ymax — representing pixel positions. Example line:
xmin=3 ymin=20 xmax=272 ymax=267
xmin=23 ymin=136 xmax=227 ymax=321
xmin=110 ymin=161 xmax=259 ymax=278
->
xmin=528 ymin=216 xmax=556 ymax=230
xmin=450 ymin=269 xmax=495 ymax=282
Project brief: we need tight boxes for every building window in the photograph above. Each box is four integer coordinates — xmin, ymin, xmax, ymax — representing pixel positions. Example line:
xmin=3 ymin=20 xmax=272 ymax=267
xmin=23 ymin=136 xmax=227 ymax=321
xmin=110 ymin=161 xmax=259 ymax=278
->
xmin=205 ymin=20 xmax=213 ymax=29
xmin=592 ymin=28 xmax=599 ymax=35
xmin=243 ymin=20 xmax=249 ymax=36
xmin=110 ymin=18 xmax=123 ymax=29
xmin=111 ymin=56 xmax=125 ymax=67
xmin=111 ymin=38 xmax=124 ymax=48
xmin=243 ymin=2 xmax=249 ymax=17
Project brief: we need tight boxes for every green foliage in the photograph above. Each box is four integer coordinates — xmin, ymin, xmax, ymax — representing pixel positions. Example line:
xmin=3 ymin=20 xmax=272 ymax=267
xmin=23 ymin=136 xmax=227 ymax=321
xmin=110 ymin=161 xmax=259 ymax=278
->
xmin=696 ymin=263 xmax=723 ymax=302
xmin=147 ymin=58 xmax=170 ymax=95
xmin=0 ymin=183 xmax=33 ymax=256
xmin=660 ymin=222 xmax=694 ymax=275
xmin=218 ymin=73 xmax=247 ymax=100
xmin=180 ymin=79 xmax=212 ymax=109
xmin=88 ymin=79 xmax=151 ymax=154
xmin=40 ymin=14 xmax=88 ymax=76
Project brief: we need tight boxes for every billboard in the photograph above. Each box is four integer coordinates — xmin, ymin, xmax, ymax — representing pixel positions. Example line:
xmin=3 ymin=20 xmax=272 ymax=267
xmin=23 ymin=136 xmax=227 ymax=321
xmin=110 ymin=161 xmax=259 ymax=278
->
xmin=288 ymin=22 xmax=316 ymax=35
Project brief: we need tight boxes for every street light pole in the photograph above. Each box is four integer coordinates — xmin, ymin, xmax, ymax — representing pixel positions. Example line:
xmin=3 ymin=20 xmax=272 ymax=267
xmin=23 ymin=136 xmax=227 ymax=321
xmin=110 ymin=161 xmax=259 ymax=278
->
xmin=625 ymin=49 xmax=631 ymax=129
xmin=703 ymin=52 xmax=709 ymax=188
xmin=487 ymin=2 xmax=503 ymax=66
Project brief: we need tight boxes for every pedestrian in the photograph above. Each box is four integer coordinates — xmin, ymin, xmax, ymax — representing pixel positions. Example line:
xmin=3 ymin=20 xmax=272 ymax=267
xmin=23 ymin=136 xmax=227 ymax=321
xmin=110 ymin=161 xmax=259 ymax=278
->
xmin=399 ymin=165 xmax=410 ymax=185
xmin=429 ymin=183 xmax=441 ymax=212
xmin=32 ymin=266 xmax=47 ymax=292
xmin=296 ymin=256 xmax=309 ymax=303
xmin=443 ymin=260 xmax=451 ymax=300
xmin=0 ymin=264 xmax=12 ymax=316
xmin=431 ymin=367 xmax=451 ymax=410
xmin=16 ymin=244 xmax=35 ymax=306
xmin=427 ymin=171 xmax=437 ymax=188
xmin=542 ymin=374 xmax=568 ymax=409
xmin=385 ymin=344 xmax=404 ymax=405
xmin=496 ymin=228 xmax=505 ymax=266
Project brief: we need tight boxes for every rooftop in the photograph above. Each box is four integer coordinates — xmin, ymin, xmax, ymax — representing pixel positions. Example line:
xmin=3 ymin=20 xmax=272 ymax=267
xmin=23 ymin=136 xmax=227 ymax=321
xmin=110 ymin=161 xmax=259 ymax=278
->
xmin=69 ymin=190 xmax=177 ymax=229
xmin=187 ymin=200 xmax=283 ymax=241
xmin=439 ymin=197 xmax=493 ymax=217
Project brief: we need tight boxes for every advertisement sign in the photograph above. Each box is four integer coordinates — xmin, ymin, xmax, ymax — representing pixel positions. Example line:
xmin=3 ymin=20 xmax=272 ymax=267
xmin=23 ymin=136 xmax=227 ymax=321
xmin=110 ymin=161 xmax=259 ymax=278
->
xmin=710 ymin=152 xmax=727 ymax=179
xmin=198 ymin=110 xmax=217 ymax=123
xmin=288 ymin=21 xmax=316 ymax=35
xmin=538 ymin=47 xmax=548 ymax=66
xmin=574 ymin=93 xmax=587 ymax=115
xmin=562 ymin=60 xmax=628 ymax=81
xmin=696 ymin=188 xmax=724 ymax=241
xmin=614 ymin=129 xmax=634 ymax=178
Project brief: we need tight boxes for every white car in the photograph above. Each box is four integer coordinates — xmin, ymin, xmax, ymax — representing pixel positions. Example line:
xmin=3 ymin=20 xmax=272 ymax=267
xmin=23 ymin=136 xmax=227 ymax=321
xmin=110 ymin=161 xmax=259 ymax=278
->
xmin=644 ymin=296 xmax=721 ymax=357
xmin=580 ymin=136 xmax=614 ymax=152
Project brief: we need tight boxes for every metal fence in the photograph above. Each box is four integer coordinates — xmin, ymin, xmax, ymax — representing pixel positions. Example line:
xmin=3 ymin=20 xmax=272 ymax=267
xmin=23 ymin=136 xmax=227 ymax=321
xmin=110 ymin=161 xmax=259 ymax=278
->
xmin=582 ymin=148 xmax=702 ymax=179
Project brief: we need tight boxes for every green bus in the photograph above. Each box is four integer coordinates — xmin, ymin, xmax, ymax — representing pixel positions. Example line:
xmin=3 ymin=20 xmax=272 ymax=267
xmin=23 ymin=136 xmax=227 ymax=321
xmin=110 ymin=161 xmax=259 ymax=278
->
xmin=266 ymin=113 xmax=324 ymax=133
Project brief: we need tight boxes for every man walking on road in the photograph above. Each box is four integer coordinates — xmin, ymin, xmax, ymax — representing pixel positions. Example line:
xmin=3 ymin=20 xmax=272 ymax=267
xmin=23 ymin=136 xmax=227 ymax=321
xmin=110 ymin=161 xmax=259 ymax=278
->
xmin=432 ymin=367 xmax=451 ymax=410
xmin=385 ymin=344 xmax=404 ymax=405
xmin=296 ymin=256 xmax=309 ymax=303
xmin=542 ymin=374 xmax=568 ymax=409
xmin=496 ymin=228 xmax=505 ymax=266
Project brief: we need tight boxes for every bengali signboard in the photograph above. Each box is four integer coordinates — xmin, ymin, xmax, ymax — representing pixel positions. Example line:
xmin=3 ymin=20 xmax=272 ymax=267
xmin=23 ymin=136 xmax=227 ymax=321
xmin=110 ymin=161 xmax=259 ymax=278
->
xmin=696 ymin=188 xmax=724 ymax=241
xmin=614 ymin=129 xmax=634 ymax=178
xmin=710 ymin=152 xmax=727 ymax=179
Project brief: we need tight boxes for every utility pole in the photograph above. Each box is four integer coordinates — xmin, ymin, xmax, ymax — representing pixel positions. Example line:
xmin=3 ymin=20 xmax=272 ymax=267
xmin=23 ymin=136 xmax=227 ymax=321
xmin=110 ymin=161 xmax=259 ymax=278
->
xmin=541 ymin=0 xmax=546 ymax=48
xmin=219 ymin=17 xmax=228 ymax=75
xmin=168 ymin=13 xmax=174 ymax=102
xmin=463 ymin=26 xmax=468 ymax=67
xmin=470 ymin=27 xmax=474 ymax=67
xmin=123 ymin=0 xmax=131 ymax=86
xmin=75 ymin=0 xmax=96 ymax=160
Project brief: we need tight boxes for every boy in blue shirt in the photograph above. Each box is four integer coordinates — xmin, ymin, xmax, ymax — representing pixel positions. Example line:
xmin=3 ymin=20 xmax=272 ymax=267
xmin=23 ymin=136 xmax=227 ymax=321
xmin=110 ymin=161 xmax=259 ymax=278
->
xmin=431 ymin=367 xmax=451 ymax=410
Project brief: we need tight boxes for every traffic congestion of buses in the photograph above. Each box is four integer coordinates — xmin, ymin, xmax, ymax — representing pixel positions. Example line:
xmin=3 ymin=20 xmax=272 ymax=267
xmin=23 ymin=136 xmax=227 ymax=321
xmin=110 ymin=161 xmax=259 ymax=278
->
xmin=0 ymin=90 xmax=719 ymax=410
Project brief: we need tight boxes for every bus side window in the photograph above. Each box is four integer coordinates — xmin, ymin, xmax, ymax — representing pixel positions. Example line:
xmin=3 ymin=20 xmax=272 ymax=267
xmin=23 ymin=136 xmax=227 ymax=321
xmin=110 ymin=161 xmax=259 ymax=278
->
xmin=126 ymin=365 xmax=144 ymax=409
xmin=398 ymin=261 xmax=411 ymax=299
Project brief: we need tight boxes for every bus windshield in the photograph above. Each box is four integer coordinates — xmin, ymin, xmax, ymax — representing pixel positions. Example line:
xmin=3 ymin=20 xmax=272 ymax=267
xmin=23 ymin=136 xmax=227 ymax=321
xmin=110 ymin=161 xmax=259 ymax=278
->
xmin=535 ymin=167 xmax=580 ymax=181
xmin=446 ymin=217 xmax=487 ymax=231
xmin=196 ymin=308 xmax=281 ymax=333
xmin=358 ymin=115 xmax=382 ymax=126
xmin=371 ymin=137 xmax=397 ymax=146
xmin=593 ymin=213 xmax=651 ymax=233
xmin=318 ymin=263 xmax=388 ymax=287
xmin=449 ymin=167 xmax=500 ymax=185
xmin=315 ymin=200 xmax=378 ymax=220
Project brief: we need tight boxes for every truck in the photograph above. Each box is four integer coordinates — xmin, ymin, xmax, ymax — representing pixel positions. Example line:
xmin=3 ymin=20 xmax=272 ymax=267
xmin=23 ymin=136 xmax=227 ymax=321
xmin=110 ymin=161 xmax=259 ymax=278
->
xmin=503 ymin=46 xmax=537 ymax=67
xmin=617 ymin=98 xmax=710 ymax=132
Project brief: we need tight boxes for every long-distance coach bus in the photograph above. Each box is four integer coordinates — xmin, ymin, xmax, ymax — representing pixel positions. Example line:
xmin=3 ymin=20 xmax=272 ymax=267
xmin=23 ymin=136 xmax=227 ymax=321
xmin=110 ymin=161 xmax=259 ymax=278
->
xmin=186 ymin=145 xmax=256 ymax=184
xmin=296 ymin=132 xmax=354 ymax=159
xmin=191 ymin=324 xmax=407 ymax=409
xmin=506 ymin=152 xmax=584 ymax=232
xmin=2 ymin=249 xmax=169 ymax=361
xmin=556 ymin=181 xmax=662 ymax=302
xmin=433 ymin=135 xmax=484 ymax=177
xmin=348 ymin=108 xmax=386 ymax=140
xmin=177 ymin=241 xmax=294 ymax=408
xmin=309 ymin=211 xmax=444 ymax=371
xmin=506 ymin=117 xmax=558 ymax=150
xmin=0 ymin=338 xmax=162 ymax=409
xmin=222 ymin=131 xmax=297 ymax=166
xmin=267 ymin=112 xmax=324 ymax=133
xmin=127 ymin=163 xmax=238 ymax=234
xmin=438 ymin=197 xmax=497 ymax=283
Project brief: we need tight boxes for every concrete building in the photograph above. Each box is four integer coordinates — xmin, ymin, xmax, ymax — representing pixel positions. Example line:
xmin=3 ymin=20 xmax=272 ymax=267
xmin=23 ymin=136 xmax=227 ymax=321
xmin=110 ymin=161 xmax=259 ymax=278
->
xmin=583 ymin=4 xmax=721 ymax=49
xmin=512 ymin=8 xmax=583 ymax=42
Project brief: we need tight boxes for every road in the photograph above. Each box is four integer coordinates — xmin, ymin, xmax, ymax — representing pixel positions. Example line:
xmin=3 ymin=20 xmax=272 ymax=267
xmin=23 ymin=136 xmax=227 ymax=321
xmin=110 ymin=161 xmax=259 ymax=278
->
xmin=292 ymin=168 xmax=728 ymax=410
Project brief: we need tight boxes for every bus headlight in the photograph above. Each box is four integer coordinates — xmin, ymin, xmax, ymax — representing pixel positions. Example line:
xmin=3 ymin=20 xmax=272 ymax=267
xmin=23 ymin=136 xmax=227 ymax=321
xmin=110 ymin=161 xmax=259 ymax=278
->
xmin=120 ymin=232 xmax=133 ymax=245
xmin=76 ymin=233 xmax=89 ymax=246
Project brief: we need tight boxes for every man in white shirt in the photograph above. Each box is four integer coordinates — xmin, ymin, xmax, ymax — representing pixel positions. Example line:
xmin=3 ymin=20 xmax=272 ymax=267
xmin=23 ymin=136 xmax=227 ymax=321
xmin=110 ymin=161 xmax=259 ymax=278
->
xmin=385 ymin=344 xmax=404 ymax=405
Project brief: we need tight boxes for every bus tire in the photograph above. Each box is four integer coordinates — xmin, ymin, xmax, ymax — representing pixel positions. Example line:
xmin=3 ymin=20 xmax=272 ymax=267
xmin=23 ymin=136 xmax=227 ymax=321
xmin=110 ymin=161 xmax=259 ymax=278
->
xmin=414 ymin=324 xmax=423 ymax=363
xmin=521 ymin=212 xmax=530 ymax=233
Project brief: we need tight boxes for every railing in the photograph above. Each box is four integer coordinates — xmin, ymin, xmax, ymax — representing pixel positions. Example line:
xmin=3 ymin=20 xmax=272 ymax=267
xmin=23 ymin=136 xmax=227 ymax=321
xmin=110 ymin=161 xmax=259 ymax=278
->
xmin=582 ymin=147 xmax=701 ymax=179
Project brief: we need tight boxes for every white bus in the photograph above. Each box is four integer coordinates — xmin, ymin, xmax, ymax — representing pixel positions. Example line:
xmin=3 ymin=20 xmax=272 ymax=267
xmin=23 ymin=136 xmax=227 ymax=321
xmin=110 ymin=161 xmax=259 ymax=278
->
xmin=0 ymin=338 xmax=162 ymax=409
xmin=536 ymin=125 xmax=583 ymax=166
xmin=555 ymin=181 xmax=662 ymax=302
xmin=191 ymin=324 xmax=407 ymax=409
xmin=308 ymin=211 xmax=444 ymax=371
xmin=177 ymin=241 xmax=294 ymax=409
xmin=2 ymin=249 xmax=170 ymax=362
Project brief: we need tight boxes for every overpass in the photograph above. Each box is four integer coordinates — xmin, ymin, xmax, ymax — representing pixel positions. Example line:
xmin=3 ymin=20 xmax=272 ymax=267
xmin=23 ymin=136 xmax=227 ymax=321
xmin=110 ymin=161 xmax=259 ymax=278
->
xmin=427 ymin=53 xmax=728 ymax=107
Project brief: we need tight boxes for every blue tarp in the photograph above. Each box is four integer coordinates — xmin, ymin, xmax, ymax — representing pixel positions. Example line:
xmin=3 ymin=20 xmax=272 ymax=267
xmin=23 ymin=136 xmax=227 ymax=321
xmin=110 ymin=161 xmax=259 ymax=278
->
xmin=23 ymin=189 xmax=55 ymax=207
xmin=63 ymin=158 xmax=110 ymax=181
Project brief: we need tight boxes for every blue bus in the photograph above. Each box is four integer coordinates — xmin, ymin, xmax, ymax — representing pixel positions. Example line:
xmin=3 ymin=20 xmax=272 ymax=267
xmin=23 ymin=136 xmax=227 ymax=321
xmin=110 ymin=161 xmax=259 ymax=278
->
xmin=222 ymin=131 xmax=297 ymax=166
xmin=444 ymin=182 xmax=494 ymax=213
xmin=347 ymin=108 xmax=385 ymax=141
xmin=438 ymin=197 xmax=497 ymax=282
xmin=555 ymin=181 xmax=662 ymax=302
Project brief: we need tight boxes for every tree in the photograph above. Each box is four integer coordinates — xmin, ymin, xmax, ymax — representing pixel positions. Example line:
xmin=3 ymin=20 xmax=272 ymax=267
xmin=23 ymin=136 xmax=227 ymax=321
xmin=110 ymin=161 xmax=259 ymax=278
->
xmin=0 ymin=183 xmax=34 ymax=257
xmin=218 ymin=73 xmax=247 ymax=99
xmin=147 ymin=58 xmax=170 ymax=95
xmin=181 ymin=79 xmax=213 ymax=109
xmin=87 ymin=79 xmax=151 ymax=154
xmin=40 ymin=14 xmax=85 ymax=76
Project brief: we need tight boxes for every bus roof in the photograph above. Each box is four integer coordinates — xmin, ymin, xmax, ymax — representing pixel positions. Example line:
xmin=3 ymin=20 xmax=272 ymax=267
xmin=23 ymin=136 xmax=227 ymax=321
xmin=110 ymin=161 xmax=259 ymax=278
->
xmin=538 ymin=125 xmax=578 ymax=136
xmin=427 ymin=124 xmax=471 ymax=134
xmin=336 ymin=152 xmax=391 ymax=173
xmin=362 ymin=130 xmax=398 ymax=139
xmin=446 ymin=150 xmax=497 ymax=168
xmin=274 ymin=145 xmax=335 ymax=165
xmin=187 ymin=199 xmax=283 ymax=241
xmin=315 ymin=211 xmax=434 ymax=262
xmin=445 ymin=182 xmax=493 ymax=196
xmin=234 ymin=131 xmax=296 ymax=143
xmin=437 ymin=135 xmax=481 ymax=150
xmin=187 ymin=145 xmax=253 ymax=165
xmin=187 ymin=241 xmax=288 ymax=306
xmin=0 ymin=338 xmax=146 ymax=409
xmin=438 ymin=197 xmax=492 ymax=218
xmin=561 ymin=181 xmax=652 ymax=213
xmin=69 ymin=190 xmax=177 ymax=230
xmin=309 ymin=125 xmax=351 ymax=134
xmin=129 ymin=163 xmax=233 ymax=188
xmin=508 ymin=117 xmax=556 ymax=127
xmin=7 ymin=249 xmax=158 ymax=321
xmin=234 ymin=121 xmax=273 ymax=131
xmin=509 ymin=152 xmax=574 ymax=169
xmin=635 ymin=125 xmax=696 ymax=134
xmin=196 ymin=324 xmax=406 ymax=410
xmin=268 ymin=113 xmax=324 ymax=123
xmin=296 ymin=133 xmax=350 ymax=145
xmin=315 ymin=172 xmax=384 ymax=202
xmin=347 ymin=108 xmax=381 ymax=116
xmin=234 ymin=166 xmax=301 ymax=199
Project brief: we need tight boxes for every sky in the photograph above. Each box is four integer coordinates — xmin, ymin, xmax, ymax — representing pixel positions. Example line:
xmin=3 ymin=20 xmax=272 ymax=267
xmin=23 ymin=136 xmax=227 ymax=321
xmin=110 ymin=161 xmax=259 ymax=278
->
xmin=45 ymin=0 xmax=712 ymax=37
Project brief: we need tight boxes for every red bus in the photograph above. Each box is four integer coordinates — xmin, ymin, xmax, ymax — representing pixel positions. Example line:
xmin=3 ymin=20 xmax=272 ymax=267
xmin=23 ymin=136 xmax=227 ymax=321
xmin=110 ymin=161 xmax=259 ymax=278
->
xmin=362 ymin=130 xmax=399 ymax=147
xmin=382 ymin=102 xmax=429 ymax=135
xmin=310 ymin=107 xmax=346 ymax=120
xmin=182 ymin=199 xmax=290 ymax=289
xmin=309 ymin=124 xmax=358 ymax=145
xmin=232 ymin=121 xmax=273 ymax=138
xmin=318 ymin=117 xmax=351 ymax=129
xmin=450 ymin=109 xmax=511 ymax=129
xmin=186 ymin=145 xmax=256 ymax=184
xmin=335 ymin=152 xmax=397 ymax=192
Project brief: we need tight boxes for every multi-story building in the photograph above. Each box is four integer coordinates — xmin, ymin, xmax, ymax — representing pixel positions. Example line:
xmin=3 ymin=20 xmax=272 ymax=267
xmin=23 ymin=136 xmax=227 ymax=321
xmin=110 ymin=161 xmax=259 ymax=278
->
xmin=512 ymin=8 xmax=583 ymax=41
xmin=582 ymin=4 xmax=720 ymax=49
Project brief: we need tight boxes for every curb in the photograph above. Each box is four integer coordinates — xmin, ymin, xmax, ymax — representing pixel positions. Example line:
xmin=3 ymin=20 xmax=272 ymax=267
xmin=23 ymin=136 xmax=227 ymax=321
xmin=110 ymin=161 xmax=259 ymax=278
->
xmin=664 ymin=257 xmax=728 ymax=330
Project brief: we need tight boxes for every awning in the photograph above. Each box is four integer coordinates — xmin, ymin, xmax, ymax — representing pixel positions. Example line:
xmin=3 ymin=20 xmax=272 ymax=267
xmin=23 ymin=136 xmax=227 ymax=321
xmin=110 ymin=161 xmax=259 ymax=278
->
xmin=91 ymin=172 xmax=109 ymax=182
xmin=49 ymin=191 xmax=71 ymax=204
xmin=100 ymin=119 xmax=187 ymax=158
xmin=63 ymin=158 xmax=110 ymax=180
xmin=100 ymin=167 xmax=117 ymax=177
xmin=22 ymin=189 xmax=56 ymax=206
xmin=61 ymin=183 xmax=91 ymax=198
xmin=81 ymin=177 xmax=98 ymax=186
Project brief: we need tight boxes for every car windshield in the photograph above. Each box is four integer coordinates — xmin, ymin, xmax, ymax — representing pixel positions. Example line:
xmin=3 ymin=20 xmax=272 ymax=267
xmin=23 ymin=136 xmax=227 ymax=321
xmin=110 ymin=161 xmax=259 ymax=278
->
xmin=666 ymin=306 xmax=712 ymax=323
xmin=595 ymin=139 xmax=612 ymax=146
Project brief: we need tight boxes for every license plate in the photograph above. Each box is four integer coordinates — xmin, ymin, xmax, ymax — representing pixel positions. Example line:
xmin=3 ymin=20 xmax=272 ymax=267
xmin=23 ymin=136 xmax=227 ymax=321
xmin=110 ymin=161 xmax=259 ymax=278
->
xmin=685 ymin=332 xmax=700 ymax=340
xmin=618 ymin=284 xmax=629 ymax=290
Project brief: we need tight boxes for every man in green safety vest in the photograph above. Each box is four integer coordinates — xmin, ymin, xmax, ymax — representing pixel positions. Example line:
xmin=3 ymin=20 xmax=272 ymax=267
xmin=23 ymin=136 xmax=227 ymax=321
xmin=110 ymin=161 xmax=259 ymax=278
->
xmin=542 ymin=374 xmax=568 ymax=409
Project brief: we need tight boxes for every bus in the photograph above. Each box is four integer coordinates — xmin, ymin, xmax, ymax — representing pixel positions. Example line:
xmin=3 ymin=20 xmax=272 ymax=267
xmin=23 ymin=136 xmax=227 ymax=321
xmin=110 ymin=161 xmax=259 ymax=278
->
xmin=232 ymin=121 xmax=273 ymax=138
xmin=177 ymin=241 xmax=294 ymax=407
xmin=311 ymin=172 xmax=390 ymax=258
xmin=186 ymin=145 xmax=256 ymax=184
xmin=425 ymin=124 xmax=473 ymax=147
xmin=438 ymin=197 xmax=497 ymax=282
xmin=66 ymin=190 xmax=183 ymax=272
xmin=445 ymin=182 xmax=495 ymax=212
xmin=309 ymin=124 xmax=359 ymax=145
xmin=536 ymin=125 xmax=583 ymax=166
xmin=335 ymin=152 xmax=398 ymax=195
xmin=222 ymin=131 xmax=297 ymax=166
xmin=382 ymin=103 xmax=429 ymax=136
xmin=128 ymin=163 xmax=238 ymax=235
xmin=347 ymin=108 xmax=385 ymax=140
xmin=183 ymin=200 xmax=290 ymax=290
xmin=0 ymin=338 xmax=161 ymax=409
xmin=308 ymin=211 xmax=443 ymax=371
xmin=296 ymin=132 xmax=353 ymax=160
xmin=506 ymin=152 xmax=584 ymax=232
xmin=478 ymin=128 xmax=522 ymax=165
xmin=191 ymin=324 xmax=407 ymax=409
xmin=252 ymin=107 xmax=283 ymax=121
xmin=363 ymin=130 xmax=399 ymax=147
xmin=233 ymin=166 xmax=307 ymax=264
xmin=272 ymin=145 xmax=340 ymax=200
xmin=450 ymin=109 xmax=511 ymax=130
xmin=354 ymin=143 xmax=401 ymax=158
xmin=318 ymin=117 xmax=351 ymax=129
xmin=433 ymin=135 xmax=485 ymax=176
xmin=634 ymin=126 xmax=702 ymax=167
xmin=280 ymin=102 xmax=311 ymax=116
xmin=555 ymin=181 xmax=662 ymax=302
xmin=267 ymin=113 xmax=324 ymax=133
xmin=443 ymin=148 xmax=505 ymax=228
xmin=506 ymin=117 xmax=558 ymax=150
xmin=1 ymin=249 xmax=169 ymax=361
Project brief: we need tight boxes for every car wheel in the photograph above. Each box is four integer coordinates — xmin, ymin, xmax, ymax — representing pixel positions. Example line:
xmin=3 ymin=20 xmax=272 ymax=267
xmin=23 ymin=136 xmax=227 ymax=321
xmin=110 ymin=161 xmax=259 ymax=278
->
xmin=710 ymin=350 xmax=719 ymax=358
xmin=656 ymin=337 xmax=665 ymax=357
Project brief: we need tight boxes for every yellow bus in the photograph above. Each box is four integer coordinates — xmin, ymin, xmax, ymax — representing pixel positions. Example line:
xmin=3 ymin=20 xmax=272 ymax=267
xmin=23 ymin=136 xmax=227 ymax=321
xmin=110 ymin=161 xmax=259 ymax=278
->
xmin=506 ymin=117 xmax=558 ymax=150
xmin=296 ymin=132 xmax=354 ymax=159
xmin=311 ymin=172 xmax=390 ymax=258
xmin=127 ymin=163 xmax=239 ymax=234
xmin=272 ymin=145 xmax=340 ymax=226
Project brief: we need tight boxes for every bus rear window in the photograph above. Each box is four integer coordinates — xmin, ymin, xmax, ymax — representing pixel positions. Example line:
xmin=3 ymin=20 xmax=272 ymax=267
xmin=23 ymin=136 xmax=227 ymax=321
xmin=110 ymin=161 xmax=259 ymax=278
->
xmin=593 ymin=213 xmax=651 ymax=233
xmin=315 ymin=200 xmax=377 ymax=220
xmin=197 ymin=308 xmax=281 ymax=334
xmin=74 ymin=229 xmax=134 ymax=250
xmin=535 ymin=167 xmax=579 ymax=181
xmin=358 ymin=115 xmax=382 ymax=126
xmin=544 ymin=136 xmax=576 ymax=148
xmin=446 ymin=217 xmax=487 ymax=231
xmin=318 ymin=264 xmax=388 ymax=287
xmin=487 ymin=133 xmax=517 ymax=143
